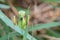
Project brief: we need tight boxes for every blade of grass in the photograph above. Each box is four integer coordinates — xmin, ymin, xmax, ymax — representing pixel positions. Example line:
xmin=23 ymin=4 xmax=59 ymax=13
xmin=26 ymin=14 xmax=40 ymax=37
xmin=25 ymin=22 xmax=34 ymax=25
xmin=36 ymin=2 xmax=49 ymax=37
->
xmin=47 ymin=29 xmax=60 ymax=38
xmin=41 ymin=0 xmax=60 ymax=8
xmin=42 ymin=0 xmax=60 ymax=3
xmin=28 ymin=22 xmax=60 ymax=31
xmin=0 ymin=0 xmax=5 ymax=2
xmin=0 ymin=32 xmax=16 ymax=40
xmin=0 ymin=4 xmax=10 ymax=9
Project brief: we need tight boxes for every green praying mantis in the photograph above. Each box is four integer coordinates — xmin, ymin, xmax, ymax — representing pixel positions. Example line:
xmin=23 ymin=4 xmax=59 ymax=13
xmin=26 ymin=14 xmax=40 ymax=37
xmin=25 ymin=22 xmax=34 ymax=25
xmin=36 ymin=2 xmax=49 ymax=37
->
xmin=13 ymin=10 xmax=30 ymax=29
xmin=13 ymin=10 xmax=30 ymax=40
xmin=18 ymin=10 xmax=29 ymax=29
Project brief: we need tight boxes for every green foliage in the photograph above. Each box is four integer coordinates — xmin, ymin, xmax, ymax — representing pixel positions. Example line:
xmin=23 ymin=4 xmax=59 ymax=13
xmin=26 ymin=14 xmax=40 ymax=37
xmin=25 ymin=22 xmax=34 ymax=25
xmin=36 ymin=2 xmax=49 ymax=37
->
xmin=0 ymin=10 xmax=37 ymax=40
xmin=0 ymin=32 xmax=16 ymax=40
xmin=47 ymin=29 xmax=60 ymax=38
xmin=43 ymin=0 xmax=60 ymax=3
xmin=0 ymin=4 xmax=10 ymax=9
xmin=40 ymin=0 xmax=60 ymax=3
xmin=0 ymin=0 xmax=5 ymax=2
xmin=28 ymin=22 xmax=60 ymax=31
xmin=40 ymin=0 xmax=60 ymax=8
xmin=0 ymin=1 xmax=60 ymax=40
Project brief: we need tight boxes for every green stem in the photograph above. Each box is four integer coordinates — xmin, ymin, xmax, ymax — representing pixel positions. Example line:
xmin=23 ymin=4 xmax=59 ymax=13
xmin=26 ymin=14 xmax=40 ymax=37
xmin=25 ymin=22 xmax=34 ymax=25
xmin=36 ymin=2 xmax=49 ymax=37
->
xmin=23 ymin=15 xmax=28 ymax=40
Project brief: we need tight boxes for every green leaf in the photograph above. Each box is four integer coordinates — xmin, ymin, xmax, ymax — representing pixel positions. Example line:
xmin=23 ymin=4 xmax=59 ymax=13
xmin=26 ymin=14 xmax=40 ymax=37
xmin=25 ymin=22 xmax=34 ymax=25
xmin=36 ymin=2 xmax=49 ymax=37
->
xmin=28 ymin=22 xmax=60 ymax=31
xmin=41 ymin=0 xmax=60 ymax=8
xmin=0 ymin=32 xmax=16 ymax=40
xmin=47 ymin=29 xmax=60 ymax=38
xmin=0 ymin=0 xmax=5 ymax=2
xmin=0 ymin=4 xmax=10 ymax=9
xmin=42 ymin=0 xmax=60 ymax=3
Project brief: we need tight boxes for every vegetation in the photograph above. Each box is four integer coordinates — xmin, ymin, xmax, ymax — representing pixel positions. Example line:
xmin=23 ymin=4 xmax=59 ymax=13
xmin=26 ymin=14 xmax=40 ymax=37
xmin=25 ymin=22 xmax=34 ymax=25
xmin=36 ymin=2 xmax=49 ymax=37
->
xmin=0 ymin=0 xmax=60 ymax=40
